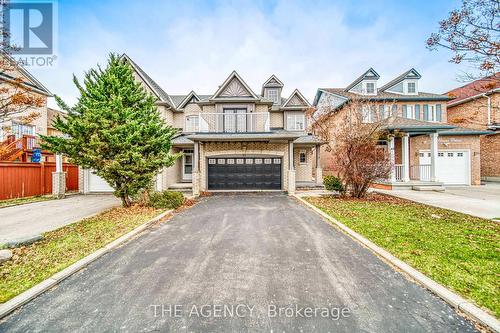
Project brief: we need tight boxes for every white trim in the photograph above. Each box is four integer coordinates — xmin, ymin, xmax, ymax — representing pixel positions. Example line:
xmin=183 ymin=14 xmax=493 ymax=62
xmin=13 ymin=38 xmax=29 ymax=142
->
xmin=177 ymin=91 xmax=200 ymax=110
xmin=211 ymin=71 xmax=259 ymax=99
xmin=262 ymin=74 xmax=284 ymax=88
xmin=182 ymin=150 xmax=193 ymax=181
xmin=298 ymin=150 xmax=307 ymax=164
xmin=282 ymin=89 xmax=311 ymax=108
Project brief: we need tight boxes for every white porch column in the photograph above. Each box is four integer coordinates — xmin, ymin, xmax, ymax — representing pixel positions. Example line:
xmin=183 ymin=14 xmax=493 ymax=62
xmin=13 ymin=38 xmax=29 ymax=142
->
xmin=315 ymin=144 xmax=323 ymax=185
xmin=192 ymin=141 xmax=200 ymax=196
xmin=402 ymin=134 xmax=410 ymax=182
xmin=388 ymin=136 xmax=396 ymax=182
xmin=288 ymin=141 xmax=295 ymax=195
xmin=52 ymin=153 xmax=66 ymax=199
xmin=430 ymin=132 xmax=439 ymax=182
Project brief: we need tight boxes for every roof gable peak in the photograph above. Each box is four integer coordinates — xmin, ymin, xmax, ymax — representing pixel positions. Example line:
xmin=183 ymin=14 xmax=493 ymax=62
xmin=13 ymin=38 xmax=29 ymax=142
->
xmin=344 ymin=68 xmax=380 ymax=92
xmin=282 ymin=89 xmax=311 ymax=108
xmin=211 ymin=71 xmax=258 ymax=99
xmin=380 ymin=68 xmax=422 ymax=92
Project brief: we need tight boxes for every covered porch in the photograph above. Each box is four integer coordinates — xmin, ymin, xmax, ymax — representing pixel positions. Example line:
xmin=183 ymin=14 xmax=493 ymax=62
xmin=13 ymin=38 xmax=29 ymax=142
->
xmin=380 ymin=118 xmax=455 ymax=190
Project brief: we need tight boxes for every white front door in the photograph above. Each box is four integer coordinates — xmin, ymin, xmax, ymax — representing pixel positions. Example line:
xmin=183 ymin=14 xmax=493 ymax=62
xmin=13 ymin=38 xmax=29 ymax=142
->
xmin=182 ymin=150 xmax=193 ymax=181
xmin=419 ymin=150 xmax=470 ymax=185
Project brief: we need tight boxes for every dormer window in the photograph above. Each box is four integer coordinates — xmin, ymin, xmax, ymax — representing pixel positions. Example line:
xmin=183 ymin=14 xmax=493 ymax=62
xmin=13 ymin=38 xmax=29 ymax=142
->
xmin=366 ymin=82 xmax=375 ymax=94
xmin=407 ymin=82 xmax=416 ymax=94
xmin=265 ymin=88 xmax=280 ymax=104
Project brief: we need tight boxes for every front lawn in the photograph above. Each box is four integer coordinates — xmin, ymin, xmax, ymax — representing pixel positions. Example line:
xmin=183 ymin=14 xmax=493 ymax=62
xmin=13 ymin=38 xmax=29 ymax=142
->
xmin=305 ymin=194 xmax=500 ymax=317
xmin=0 ymin=206 xmax=163 ymax=303
xmin=0 ymin=195 xmax=53 ymax=208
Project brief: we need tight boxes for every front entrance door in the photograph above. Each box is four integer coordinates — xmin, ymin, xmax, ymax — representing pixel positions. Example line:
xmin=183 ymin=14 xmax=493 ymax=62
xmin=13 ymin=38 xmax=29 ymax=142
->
xmin=182 ymin=150 xmax=193 ymax=181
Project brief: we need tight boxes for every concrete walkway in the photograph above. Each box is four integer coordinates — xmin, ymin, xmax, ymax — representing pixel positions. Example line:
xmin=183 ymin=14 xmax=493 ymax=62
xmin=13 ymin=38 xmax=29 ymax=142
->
xmin=0 ymin=195 xmax=120 ymax=243
xmin=375 ymin=182 xmax=500 ymax=219
xmin=0 ymin=194 xmax=477 ymax=332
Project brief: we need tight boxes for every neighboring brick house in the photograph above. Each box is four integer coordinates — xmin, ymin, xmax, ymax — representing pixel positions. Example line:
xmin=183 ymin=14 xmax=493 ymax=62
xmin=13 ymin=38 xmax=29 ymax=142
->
xmin=313 ymin=68 xmax=489 ymax=189
xmin=446 ymin=74 xmax=500 ymax=181
xmin=80 ymin=54 xmax=323 ymax=195
xmin=0 ymin=57 xmax=53 ymax=162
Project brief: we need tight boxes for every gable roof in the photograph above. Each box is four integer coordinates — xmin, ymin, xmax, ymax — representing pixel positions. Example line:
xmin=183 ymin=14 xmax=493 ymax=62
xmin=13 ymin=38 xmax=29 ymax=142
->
xmin=318 ymin=88 xmax=450 ymax=103
xmin=175 ymin=91 xmax=201 ymax=109
xmin=380 ymin=68 xmax=421 ymax=92
xmin=282 ymin=89 xmax=311 ymax=108
xmin=211 ymin=71 xmax=259 ymax=99
xmin=344 ymin=68 xmax=380 ymax=92
xmin=261 ymin=74 xmax=284 ymax=95
xmin=121 ymin=53 xmax=174 ymax=107
xmin=446 ymin=72 xmax=500 ymax=106
xmin=0 ymin=53 xmax=52 ymax=96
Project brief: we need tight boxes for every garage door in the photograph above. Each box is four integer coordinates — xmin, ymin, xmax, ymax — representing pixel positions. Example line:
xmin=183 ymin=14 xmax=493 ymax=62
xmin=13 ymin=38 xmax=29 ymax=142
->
xmin=88 ymin=171 xmax=114 ymax=192
xmin=419 ymin=150 xmax=470 ymax=185
xmin=207 ymin=157 xmax=282 ymax=190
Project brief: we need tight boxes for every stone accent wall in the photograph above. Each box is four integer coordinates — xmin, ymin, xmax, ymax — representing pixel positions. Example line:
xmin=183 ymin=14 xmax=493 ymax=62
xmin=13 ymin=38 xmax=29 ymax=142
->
xmin=294 ymin=147 xmax=313 ymax=181
xmin=480 ymin=133 xmax=500 ymax=179
xmin=78 ymin=166 xmax=85 ymax=193
xmin=199 ymin=141 xmax=289 ymax=191
xmin=163 ymin=148 xmax=183 ymax=188
xmin=410 ymin=135 xmax=481 ymax=185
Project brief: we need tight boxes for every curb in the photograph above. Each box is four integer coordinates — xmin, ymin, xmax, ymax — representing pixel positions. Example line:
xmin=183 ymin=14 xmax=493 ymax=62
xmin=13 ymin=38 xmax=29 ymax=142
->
xmin=0 ymin=209 xmax=173 ymax=320
xmin=293 ymin=194 xmax=500 ymax=333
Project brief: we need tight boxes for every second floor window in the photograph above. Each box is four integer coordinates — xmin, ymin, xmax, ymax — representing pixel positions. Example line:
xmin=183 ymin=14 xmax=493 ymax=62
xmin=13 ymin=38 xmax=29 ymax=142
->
xmin=11 ymin=122 xmax=35 ymax=139
xmin=185 ymin=115 xmax=199 ymax=132
xmin=266 ymin=88 xmax=279 ymax=104
xmin=407 ymin=82 xmax=416 ymax=94
xmin=286 ymin=113 xmax=305 ymax=131
xmin=364 ymin=82 xmax=376 ymax=95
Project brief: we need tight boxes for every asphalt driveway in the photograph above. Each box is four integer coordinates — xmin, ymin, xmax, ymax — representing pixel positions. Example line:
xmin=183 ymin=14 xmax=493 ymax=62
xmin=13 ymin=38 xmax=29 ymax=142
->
xmin=0 ymin=194 xmax=120 ymax=243
xmin=0 ymin=194 xmax=477 ymax=332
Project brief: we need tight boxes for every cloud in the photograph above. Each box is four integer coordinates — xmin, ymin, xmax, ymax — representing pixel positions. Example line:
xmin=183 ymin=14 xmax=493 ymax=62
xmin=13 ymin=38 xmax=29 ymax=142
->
xmin=29 ymin=0 xmax=465 ymax=107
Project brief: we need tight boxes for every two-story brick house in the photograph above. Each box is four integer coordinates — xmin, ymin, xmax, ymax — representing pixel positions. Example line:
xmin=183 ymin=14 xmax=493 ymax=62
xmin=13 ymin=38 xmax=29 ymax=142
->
xmin=80 ymin=54 xmax=323 ymax=195
xmin=313 ymin=68 xmax=489 ymax=189
xmin=446 ymin=74 xmax=500 ymax=182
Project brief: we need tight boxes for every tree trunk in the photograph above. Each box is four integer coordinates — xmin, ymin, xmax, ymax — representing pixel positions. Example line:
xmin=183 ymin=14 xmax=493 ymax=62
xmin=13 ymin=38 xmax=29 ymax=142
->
xmin=120 ymin=194 xmax=131 ymax=207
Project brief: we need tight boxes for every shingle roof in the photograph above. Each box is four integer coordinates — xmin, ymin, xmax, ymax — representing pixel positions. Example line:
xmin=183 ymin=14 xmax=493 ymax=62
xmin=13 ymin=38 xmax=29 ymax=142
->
xmin=121 ymin=54 xmax=173 ymax=107
xmin=171 ymin=135 xmax=194 ymax=145
xmin=321 ymin=88 xmax=450 ymax=102
xmin=187 ymin=131 xmax=303 ymax=141
xmin=379 ymin=68 xmax=421 ymax=92
xmin=446 ymin=73 xmax=500 ymax=105
xmin=439 ymin=126 xmax=492 ymax=136
xmin=294 ymin=134 xmax=324 ymax=144
xmin=0 ymin=53 xmax=52 ymax=96
xmin=382 ymin=117 xmax=455 ymax=131
xmin=344 ymin=68 xmax=380 ymax=92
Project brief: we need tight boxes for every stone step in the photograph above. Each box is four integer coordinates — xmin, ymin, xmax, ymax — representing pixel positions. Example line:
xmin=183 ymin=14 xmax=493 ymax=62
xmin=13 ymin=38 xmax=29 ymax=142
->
xmin=412 ymin=185 xmax=445 ymax=192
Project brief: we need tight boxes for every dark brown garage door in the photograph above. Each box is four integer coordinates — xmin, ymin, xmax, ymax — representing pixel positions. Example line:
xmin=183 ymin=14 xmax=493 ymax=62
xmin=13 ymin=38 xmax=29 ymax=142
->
xmin=207 ymin=157 xmax=282 ymax=190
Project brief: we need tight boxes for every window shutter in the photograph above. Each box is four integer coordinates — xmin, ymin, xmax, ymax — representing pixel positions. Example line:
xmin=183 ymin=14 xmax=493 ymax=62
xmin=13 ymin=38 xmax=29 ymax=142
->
xmin=391 ymin=104 xmax=397 ymax=117
xmin=402 ymin=105 xmax=408 ymax=118
xmin=415 ymin=105 xmax=420 ymax=120
xmin=423 ymin=104 xmax=429 ymax=121
xmin=436 ymin=104 xmax=442 ymax=122
xmin=379 ymin=105 xmax=385 ymax=119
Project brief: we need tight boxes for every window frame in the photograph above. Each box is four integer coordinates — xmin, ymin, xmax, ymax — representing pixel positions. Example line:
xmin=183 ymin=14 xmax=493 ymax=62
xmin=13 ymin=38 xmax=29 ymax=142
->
xmin=407 ymin=82 xmax=416 ymax=94
xmin=265 ymin=88 xmax=280 ymax=105
xmin=286 ymin=113 xmax=306 ymax=131
xmin=299 ymin=150 xmax=307 ymax=164
xmin=11 ymin=121 xmax=35 ymax=139
xmin=184 ymin=115 xmax=199 ymax=133
xmin=364 ymin=81 xmax=376 ymax=95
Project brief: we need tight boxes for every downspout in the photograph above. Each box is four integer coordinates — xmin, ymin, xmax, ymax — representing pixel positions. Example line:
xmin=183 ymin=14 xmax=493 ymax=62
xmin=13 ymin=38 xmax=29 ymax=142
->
xmin=482 ymin=93 xmax=491 ymax=127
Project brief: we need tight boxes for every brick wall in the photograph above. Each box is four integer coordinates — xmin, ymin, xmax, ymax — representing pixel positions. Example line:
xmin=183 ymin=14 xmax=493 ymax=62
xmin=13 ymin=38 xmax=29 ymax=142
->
xmin=480 ymin=133 xmax=500 ymax=178
xmin=294 ymin=147 xmax=313 ymax=182
xmin=447 ymin=93 xmax=499 ymax=130
xmin=410 ymin=135 xmax=481 ymax=185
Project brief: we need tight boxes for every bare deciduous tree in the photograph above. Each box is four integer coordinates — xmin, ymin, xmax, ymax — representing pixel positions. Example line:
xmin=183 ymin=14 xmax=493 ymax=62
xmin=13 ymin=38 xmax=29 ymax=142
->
xmin=427 ymin=0 xmax=500 ymax=81
xmin=308 ymin=97 xmax=392 ymax=198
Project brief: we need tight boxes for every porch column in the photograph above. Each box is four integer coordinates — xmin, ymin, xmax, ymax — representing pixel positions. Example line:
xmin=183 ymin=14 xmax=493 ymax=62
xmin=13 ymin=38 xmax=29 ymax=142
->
xmin=52 ymin=153 xmax=66 ymax=199
xmin=288 ymin=141 xmax=295 ymax=195
xmin=388 ymin=136 xmax=396 ymax=182
xmin=430 ymin=132 xmax=439 ymax=182
xmin=315 ymin=144 xmax=323 ymax=185
xmin=192 ymin=141 xmax=200 ymax=197
xmin=402 ymin=134 xmax=410 ymax=182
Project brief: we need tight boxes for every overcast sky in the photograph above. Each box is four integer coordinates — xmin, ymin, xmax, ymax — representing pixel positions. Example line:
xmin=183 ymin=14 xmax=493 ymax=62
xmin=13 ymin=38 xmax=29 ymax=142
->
xmin=25 ymin=0 xmax=470 ymax=107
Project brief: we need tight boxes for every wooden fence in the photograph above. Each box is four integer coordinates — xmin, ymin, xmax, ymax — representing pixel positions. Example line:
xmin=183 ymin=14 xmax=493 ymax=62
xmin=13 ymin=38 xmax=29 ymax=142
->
xmin=0 ymin=162 xmax=79 ymax=200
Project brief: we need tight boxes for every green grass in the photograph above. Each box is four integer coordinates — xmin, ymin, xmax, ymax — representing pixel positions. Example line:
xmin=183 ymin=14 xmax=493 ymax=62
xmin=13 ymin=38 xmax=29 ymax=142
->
xmin=305 ymin=195 xmax=500 ymax=317
xmin=0 ymin=195 xmax=54 ymax=208
xmin=0 ymin=206 xmax=163 ymax=303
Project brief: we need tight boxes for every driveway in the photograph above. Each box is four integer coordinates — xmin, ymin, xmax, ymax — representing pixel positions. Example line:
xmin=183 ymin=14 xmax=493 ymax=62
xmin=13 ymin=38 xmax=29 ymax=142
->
xmin=0 ymin=194 xmax=477 ymax=332
xmin=376 ymin=182 xmax=500 ymax=219
xmin=0 ymin=195 xmax=120 ymax=243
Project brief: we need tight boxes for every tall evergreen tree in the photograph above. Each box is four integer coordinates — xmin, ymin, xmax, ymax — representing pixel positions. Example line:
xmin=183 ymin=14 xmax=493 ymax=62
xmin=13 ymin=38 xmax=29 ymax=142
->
xmin=42 ymin=53 xmax=180 ymax=207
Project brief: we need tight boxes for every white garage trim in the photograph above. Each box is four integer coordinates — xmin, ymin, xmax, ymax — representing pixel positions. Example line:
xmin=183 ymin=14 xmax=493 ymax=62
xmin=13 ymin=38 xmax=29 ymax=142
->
xmin=83 ymin=169 xmax=114 ymax=193
xmin=419 ymin=149 xmax=471 ymax=186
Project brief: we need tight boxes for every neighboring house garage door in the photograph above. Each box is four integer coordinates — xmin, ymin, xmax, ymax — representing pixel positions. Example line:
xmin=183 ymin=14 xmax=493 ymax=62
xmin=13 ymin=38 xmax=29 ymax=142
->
xmin=88 ymin=171 xmax=114 ymax=193
xmin=207 ymin=157 xmax=282 ymax=190
xmin=419 ymin=150 xmax=470 ymax=185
